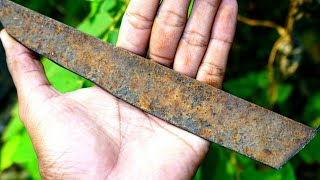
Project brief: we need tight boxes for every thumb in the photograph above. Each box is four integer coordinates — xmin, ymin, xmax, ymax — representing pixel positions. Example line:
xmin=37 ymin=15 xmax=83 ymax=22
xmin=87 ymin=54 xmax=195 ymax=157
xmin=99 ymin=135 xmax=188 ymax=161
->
xmin=0 ymin=29 xmax=57 ymax=105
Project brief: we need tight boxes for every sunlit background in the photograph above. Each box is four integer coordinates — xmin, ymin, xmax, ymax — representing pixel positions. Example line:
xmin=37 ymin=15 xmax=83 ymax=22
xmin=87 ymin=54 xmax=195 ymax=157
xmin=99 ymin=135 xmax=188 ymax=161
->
xmin=1 ymin=0 xmax=320 ymax=179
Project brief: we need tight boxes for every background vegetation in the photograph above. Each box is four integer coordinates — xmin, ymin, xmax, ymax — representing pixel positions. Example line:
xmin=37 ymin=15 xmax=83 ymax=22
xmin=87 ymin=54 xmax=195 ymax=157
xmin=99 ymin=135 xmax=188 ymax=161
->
xmin=0 ymin=0 xmax=320 ymax=179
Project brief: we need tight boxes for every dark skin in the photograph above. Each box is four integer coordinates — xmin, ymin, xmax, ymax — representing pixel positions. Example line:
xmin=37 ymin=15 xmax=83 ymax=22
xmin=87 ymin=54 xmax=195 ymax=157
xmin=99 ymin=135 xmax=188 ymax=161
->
xmin=0 ymin=0 xmax=237 ymax=179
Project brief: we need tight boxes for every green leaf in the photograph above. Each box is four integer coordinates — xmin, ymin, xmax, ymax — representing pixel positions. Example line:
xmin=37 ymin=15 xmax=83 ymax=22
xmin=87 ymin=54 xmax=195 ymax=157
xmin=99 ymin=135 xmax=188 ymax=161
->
xmin=77 ymin=0 xmax=115 ymax=38
xmin=200 ymin=144 xmax=236 ymax=180
xmin=2 ymin=104 xmax=24 ymax=141
xmin=1 ymin=104 xmax=21 ymax=171
xmin=299 ymin=134 xmax=320 ymax=164
xmin=83 ymin=79 xmax=94 ymax=88
xmin=106 ymin=29 xmax=120 ymax=45
xmin=240 ymin=163 xmax=295 ymax=180
xmin=88 ymin=1 xmax=103 ymax=18
xmin=193 ymin=166 xmax=202 ymax=180
xmin=13 ymin=131 xmax=40 ymax=179
xmin=1 ymin=104 xmax=40 ymax=179
xmin=236 ymin=153 xmax=256 ymax=167
xmin=101 ymin=0 xmax=117 ymax=12
xmin=188 ymin=0 xmax=195 ymax=17
xmin=275 ymin=84 xmax=293 ymax=104
xmin=311 ymin=117 xmax=320 ymax=129
xmin=0 ymin=135 xmax=21 ymax=171
xmin=303 ymin=93 xmax=320 ymax=123
xmin=77 ymin=11 xmax=113 ymax=37
xmin=42 ymin=58 xmax=84 ymax=93
xmin=223 ymin=71 xmax=269 ymax=99
xmin=12 ymin=131 xmax=37 ymax=164
xmin=223 ymin=70 xmax=271 ymax=107
xmin=24 ymin=157 xmax=41 ymax=180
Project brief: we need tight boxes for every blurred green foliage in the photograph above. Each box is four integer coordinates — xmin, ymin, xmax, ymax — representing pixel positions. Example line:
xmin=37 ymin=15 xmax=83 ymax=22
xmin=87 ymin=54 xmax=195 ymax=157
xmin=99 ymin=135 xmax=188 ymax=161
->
xmin=1 ymin=0 xmax=320 ymax=179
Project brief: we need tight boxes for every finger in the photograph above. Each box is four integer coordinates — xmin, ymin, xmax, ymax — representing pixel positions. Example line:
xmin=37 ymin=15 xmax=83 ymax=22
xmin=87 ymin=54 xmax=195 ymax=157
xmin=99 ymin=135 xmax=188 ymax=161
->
xmin=173 ymin=0 xmax=221 ymax=78
xmin=149 ymin=0 xmax=191 ymax=67
xmin=196 ymin=0 xmax=238 ymax=88
xmin=117 ymin=0 xmax=160 ymax=56
xmin=0 ymin=30 xmax=57 ymax=100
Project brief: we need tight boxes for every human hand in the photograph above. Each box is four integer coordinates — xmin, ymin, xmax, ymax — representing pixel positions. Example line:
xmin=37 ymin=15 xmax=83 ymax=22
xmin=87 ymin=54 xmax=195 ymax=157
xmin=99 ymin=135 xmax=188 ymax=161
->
xmin=0 ymin=0 xmax=237 ymax=179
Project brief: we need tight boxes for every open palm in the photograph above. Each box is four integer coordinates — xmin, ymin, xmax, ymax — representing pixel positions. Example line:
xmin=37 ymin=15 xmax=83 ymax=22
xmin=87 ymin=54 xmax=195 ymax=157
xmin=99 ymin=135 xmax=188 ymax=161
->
xmin=1 ymin=0 xmax=237 ymax=179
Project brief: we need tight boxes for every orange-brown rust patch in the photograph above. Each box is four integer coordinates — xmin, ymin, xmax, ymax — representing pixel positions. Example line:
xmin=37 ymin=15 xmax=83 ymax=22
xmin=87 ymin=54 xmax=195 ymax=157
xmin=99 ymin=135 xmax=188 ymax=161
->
xmin=200 ymin=128 xmax=213 ymax=137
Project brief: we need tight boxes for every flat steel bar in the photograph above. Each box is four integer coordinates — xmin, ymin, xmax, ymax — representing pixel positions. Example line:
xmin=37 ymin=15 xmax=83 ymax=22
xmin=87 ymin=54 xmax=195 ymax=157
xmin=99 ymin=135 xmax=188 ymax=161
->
xmin=0 ymin=0 xmax=317 ymax=169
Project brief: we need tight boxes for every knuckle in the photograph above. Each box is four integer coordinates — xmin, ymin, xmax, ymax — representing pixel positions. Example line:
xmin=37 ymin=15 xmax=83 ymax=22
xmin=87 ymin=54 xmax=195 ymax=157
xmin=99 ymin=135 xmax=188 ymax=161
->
xmin=182 ymin=31 xmax=209 ymax=47
xmin=149 ymin=52 xmax=173 ymax=67
xmin=207 ymin=78 xmax=222 ymax=88
xmin=201 ymin=0 xmax=220 ymax=8
xmin=9 ymin=55 xmax=38 ymax=74
xmin=210 ymin=35 xmax=233 ymax=45
xmin=7 ymin=51 xmax=38 ymax=68
xmin=7 ymin=56 xmax=25 ymax=74
xmin=18 ymin=51 xmax=38 ymax=59
xmin=156 ymin=9 xmax=186 ymax=27
xmin=201 ymin=62 xmax=225 ymax=78
xmin=125 ymin=11 xmax=154 ymax=30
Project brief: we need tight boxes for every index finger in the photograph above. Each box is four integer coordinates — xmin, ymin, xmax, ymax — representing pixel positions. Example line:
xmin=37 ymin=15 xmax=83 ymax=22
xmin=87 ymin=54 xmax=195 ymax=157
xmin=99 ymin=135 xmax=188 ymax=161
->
xmin=117 ymin=0 xmax=160 ymax=56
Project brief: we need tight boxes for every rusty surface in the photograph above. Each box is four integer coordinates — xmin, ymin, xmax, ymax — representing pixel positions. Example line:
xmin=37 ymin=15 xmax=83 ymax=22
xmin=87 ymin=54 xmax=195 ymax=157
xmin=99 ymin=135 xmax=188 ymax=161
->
xmin=0 ymin=0 xmax=317 ymax=169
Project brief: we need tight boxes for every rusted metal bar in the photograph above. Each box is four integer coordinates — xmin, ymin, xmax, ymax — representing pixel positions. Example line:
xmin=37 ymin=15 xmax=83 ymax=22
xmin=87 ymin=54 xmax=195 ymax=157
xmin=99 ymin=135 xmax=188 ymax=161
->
xmin=0 ymin=0 xmax=317 ymax=169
